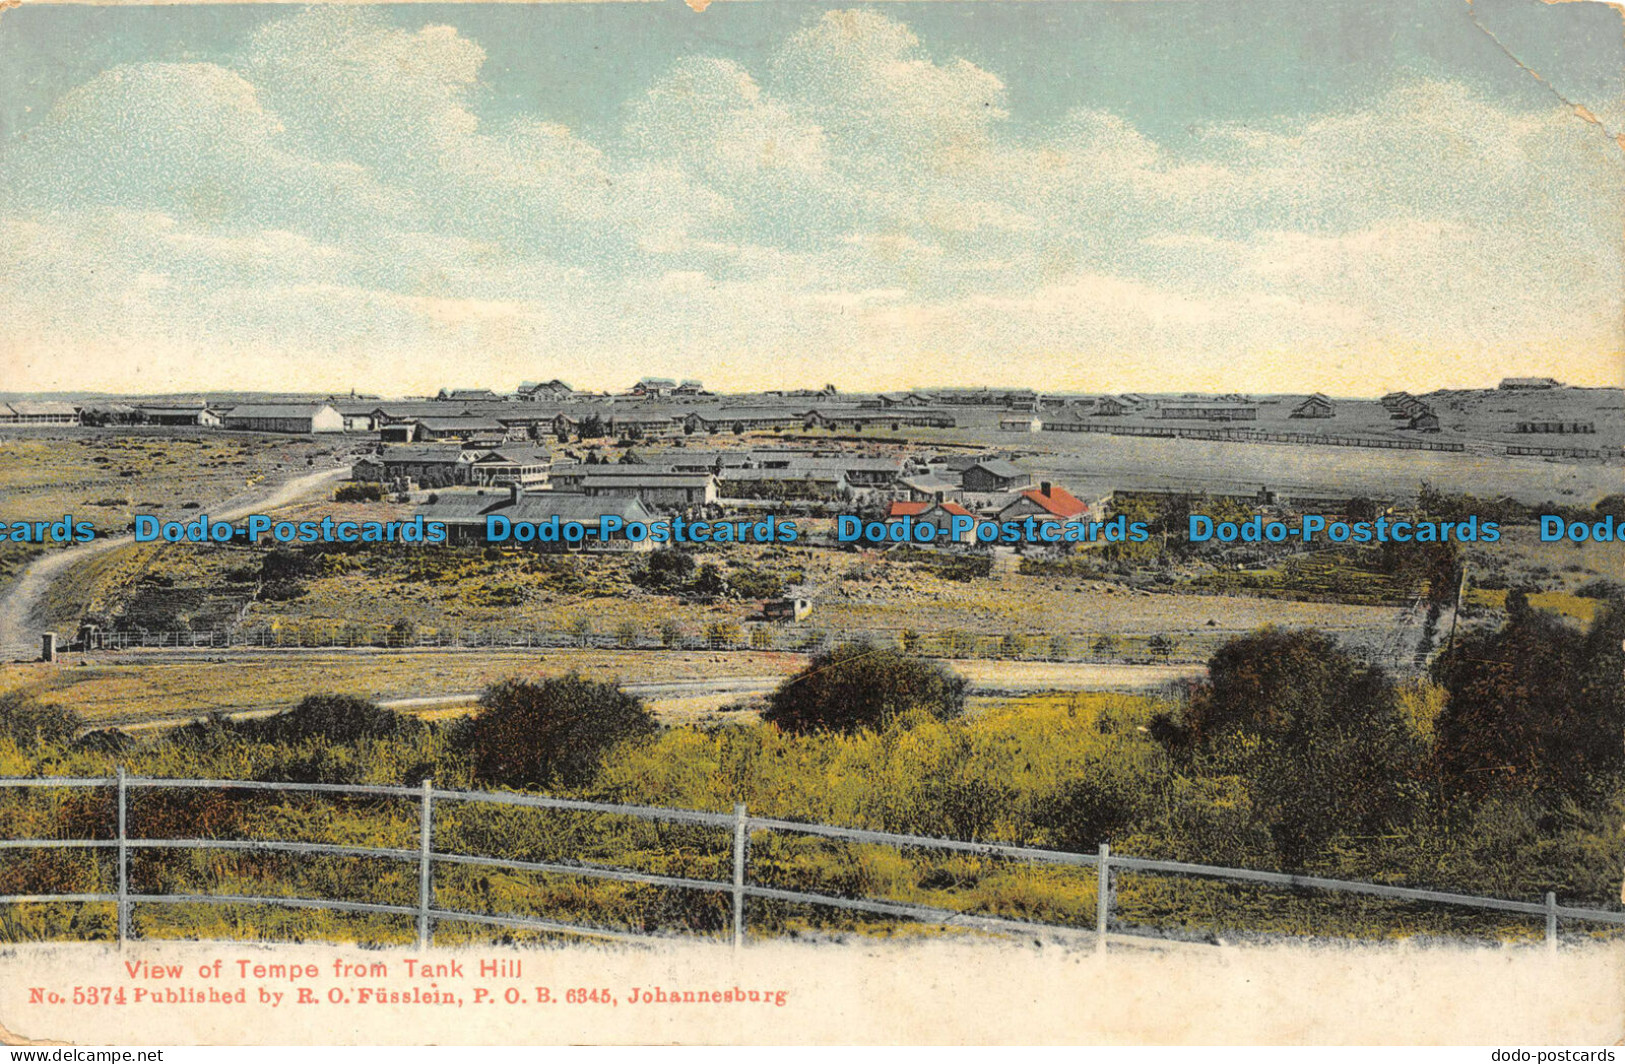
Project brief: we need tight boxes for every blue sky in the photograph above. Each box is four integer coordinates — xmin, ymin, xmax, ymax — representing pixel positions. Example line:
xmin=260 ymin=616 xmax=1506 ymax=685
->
xmin=1 ymin=0 xmax=1620 ymax=395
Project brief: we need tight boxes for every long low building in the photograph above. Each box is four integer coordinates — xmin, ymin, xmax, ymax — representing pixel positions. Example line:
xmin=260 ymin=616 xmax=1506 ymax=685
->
xmin=0 ymin=401 xmax=81 ymax=425
xmin=578 ymin=472 xmax=716 ymax=508
xmin=222 ymin=403 xmax=345 ymax=433
xmin=1158 ymin=402 xmax=1258 ymax=422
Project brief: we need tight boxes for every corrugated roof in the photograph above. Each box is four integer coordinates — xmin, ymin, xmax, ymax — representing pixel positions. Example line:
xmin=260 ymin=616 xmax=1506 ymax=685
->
xmin=223 ymin=404 xmax=334 ymax=419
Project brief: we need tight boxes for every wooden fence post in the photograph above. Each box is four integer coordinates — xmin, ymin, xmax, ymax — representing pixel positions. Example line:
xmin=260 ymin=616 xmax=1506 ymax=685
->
xmin=418 ymin=778 xmax=434 ymax=951
xmin=116 ymin=767 xmax=128 ymax=949
xmin=732 ymin=803 xmax=748 ymax=953
xmin=1096 ymin=842 xmax=1111 ymax=953
xmin=1545 ymin=891 xmax=1558 ymax=952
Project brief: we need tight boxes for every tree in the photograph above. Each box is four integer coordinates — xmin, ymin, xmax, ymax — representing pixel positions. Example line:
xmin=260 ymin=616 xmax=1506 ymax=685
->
xmin=568 ymin=615 xmax=594 ymax=647
xmin=1432 ymin=600 xmax=1624 ymax=801
xmin=1147 ymin=635 xmax=1174 ymax=661
xmin=762 ymin=641 xmax=967 ymax=734
xmin=464 ymin=675 xmax=658 ymax=788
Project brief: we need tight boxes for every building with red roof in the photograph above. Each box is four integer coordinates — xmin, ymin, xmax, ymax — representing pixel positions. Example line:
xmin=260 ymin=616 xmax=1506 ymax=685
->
xmin=886 ymin=499 xmax=980 ymax=543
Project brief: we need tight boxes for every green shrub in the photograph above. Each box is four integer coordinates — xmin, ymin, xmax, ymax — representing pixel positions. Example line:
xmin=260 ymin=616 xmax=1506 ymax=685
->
xmin=462 ymin=675 xmax=658 ymax=788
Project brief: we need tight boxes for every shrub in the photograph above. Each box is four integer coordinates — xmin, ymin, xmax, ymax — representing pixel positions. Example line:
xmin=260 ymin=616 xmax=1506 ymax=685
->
xmin=762 ymin=641 xmax=967 ymax=734
xmin=334 ymin=482 xmax=384 ymax=503
xmin=1172 ymin=627 xmax=1425 ymax=867
xmin=633 ymin=548 xmax=695 ymax=591
xmin=463 ymin=675 xmax=659 ymax=788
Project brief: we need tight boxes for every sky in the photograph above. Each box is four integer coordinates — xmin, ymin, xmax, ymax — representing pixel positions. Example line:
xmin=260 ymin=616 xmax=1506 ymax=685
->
xmin=1 ymin=0 xmax=1622 ymax=397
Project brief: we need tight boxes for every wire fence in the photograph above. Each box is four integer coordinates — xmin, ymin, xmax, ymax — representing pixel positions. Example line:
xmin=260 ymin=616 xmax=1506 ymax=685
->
xmin=4 ymin=773 xmax=1624 ymax=951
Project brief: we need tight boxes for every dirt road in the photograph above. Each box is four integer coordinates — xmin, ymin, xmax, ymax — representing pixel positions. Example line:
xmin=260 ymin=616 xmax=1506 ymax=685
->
xmin=91 ymin=659 xmax=1201 ymax=735
xmin=0 ymin=465 xmax=350 ymax=653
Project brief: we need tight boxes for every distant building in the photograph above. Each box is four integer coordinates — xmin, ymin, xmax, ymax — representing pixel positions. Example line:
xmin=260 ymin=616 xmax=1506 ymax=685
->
xmin=579 ymin=472 xmax=717 ymax=509
xmin=465 ymin=445 xmax=553 ymax=488
xmin=1516 ymin=421 xmax=1594 ymax=435
xmin=896 ymin=473 xmax=964 ymax=503
xmin=516 ymin=380 xmax=574 ymax=402
xmin=961 ymin=459 xmax=1032 ymax=494
xmin=1499 ymin=377 xmax=1562 ymax=391
xmin=140 ymin=405 xmax=222 ymax=428
xmin=330 ymin=403 xmax=378 ymax=432
xmin=996 ymin=482 xmax=1090 ymax=525
xmin=221 ymin=403 xmax=344 ymax=434
xmin=607 ymin=413 xmax=683 ymax=440
xmin=1159 ymin=401 xmax=1258 ymax=422
xmin=1406 ymin=411 xmax=1441 ymax=433
xmin=0 ymin=401 xmax=81 ymax=425
xmin=764 ymin=586 xmax=814 ymax=622
xmin=437 ymin=388 xmax=499 ymax=401
xmin=630 ymin=378 xmax=679 ymax=398
xmin=405 ymin=417 xmax=508 ymax=443
xmin=419 ymin=488 xmax=655 ymax=551
xmin=1000 ymin=415 xmax=1043 ymax=433
xmin=683 ymin=408 xmax=809 ymax=434
xmin=355 ymin=445 xmax=474 ymax=487
xmin=1092 ymin=396 xmax=1133 ymax=417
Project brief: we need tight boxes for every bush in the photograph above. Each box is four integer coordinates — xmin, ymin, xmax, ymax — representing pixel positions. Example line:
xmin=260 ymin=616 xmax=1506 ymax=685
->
xmin=334 ymin=482 xmax=384 ymax=503
xmin=1433 ymin=601 xmax=1625 ymax=802
xmin=0 ymin=693 xmax=81 ymax=750
xmin=463 ymin=675 xmax=659 ymax=788
xmin=761 ymin=641 xmax=967 ymax=734
xmin=633 ymin=548 xmax=695 ymax=591
xmin=244 ymin=694 xmax=421 ymax=745
xmin=1171 ymin=627 xmax=1425 ymax=867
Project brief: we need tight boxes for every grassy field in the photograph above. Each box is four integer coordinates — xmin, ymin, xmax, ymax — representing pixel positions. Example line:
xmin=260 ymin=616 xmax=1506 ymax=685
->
xmin=39 ymin=527 xmax=1408 ymax=654
xmin=0 ymin=428 xmax=355 ymax=525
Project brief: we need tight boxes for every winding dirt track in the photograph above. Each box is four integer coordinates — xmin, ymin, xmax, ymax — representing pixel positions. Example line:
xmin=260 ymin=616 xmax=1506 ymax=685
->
xmin=0 ymin=465 xmax=350 ymax=652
